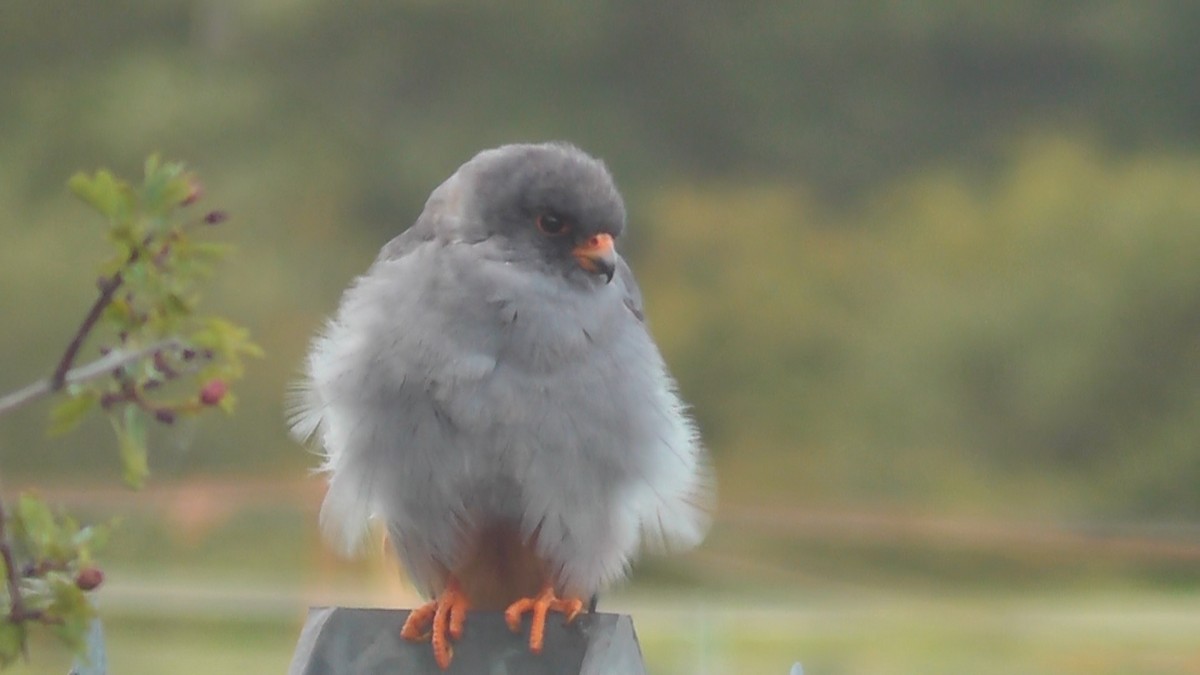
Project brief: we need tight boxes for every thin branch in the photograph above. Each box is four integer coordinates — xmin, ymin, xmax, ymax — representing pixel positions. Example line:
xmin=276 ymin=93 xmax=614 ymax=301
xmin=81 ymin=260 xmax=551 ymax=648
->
xmin=0 ymin=339 xmax=183 ymax=418
xmin=50 ymin=273 xmax=125 ymax=391
xmin=49 ymin=234 xmax=161 ymax=393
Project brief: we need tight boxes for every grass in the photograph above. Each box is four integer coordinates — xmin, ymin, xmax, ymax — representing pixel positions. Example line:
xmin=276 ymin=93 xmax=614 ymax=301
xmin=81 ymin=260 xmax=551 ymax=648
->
xmin=9 ymin=590 xmax=1200 ymax=675
xmin=11 ymin=615 xmax=297 ymax=675
xmin=5 ymin=483 xmax=1200 ymax=674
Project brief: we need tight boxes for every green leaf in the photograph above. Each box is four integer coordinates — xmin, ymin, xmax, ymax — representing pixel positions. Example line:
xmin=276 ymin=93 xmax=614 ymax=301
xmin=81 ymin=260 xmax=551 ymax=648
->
xmin=190 ymin=316 xmax=237 ymax=350
xmin=66 ymin=171 xmax=93 ymax=200
xmin=9 ymin=496 xmax=87 ymax=567
xmin=140 ymin=158 xmax=187 ymax=215
xmin=124 ymin=258 xmax=149 ymax=285
xmin=190 ymin=317 xmax=262 ymax=374
xmin=114 ymin=406 xmax=149 ymax=489
xmin=163 ymin=292 xmax=195 ymax=317
xmin=47 ymin=391 xmax=99 ymax=436
xmin=70 ymin=169 xmax=138 ymax=224
xmin=68 ymin=170 xmax=123 ymax=219
xmin=71 ymin=521 xmax=114 ymax=563
xmin=238 ymin=340 xmax=265 ymax=360
xmin=16 ymin=494 xmax=58 ymax=548
xmin=48 ymin=575 xmax=94 ymax=654
xmin=105 ymin=219 xmax=140 ymax=249
xmin=217 ymin=390 xmax=238 ymax=414
xmin=101 ymin=297 xmax=135 ymax=326
xmin=160 ymin=176 xmax=192 ymax=213
xmin=53 ymin=613 xmax=92 ymax=657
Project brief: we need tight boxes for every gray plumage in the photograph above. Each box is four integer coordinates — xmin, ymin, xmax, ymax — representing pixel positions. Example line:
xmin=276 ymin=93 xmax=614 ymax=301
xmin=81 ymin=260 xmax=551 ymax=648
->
xmin=289 ymin=142 xmax=711 ymax=600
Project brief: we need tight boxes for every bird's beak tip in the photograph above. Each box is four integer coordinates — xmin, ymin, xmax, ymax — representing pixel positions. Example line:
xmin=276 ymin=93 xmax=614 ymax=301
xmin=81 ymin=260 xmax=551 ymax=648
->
xmin=573 ymin=233 xmax=617 ymax=283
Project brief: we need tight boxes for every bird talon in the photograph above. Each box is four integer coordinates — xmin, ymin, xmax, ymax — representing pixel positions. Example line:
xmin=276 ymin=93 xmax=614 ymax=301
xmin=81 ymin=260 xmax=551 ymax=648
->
xmin=504 ymin=597 xmax=534 ymax=633
xmin=504 ymin=585 xmax=587 ymax=654
xmin=400 ymin=579 xmax=470 ymax=670
xmin=561 ymin=599 xmax=584 ymax=625
xmin=400 ymin=602 xmax=437 ymax=641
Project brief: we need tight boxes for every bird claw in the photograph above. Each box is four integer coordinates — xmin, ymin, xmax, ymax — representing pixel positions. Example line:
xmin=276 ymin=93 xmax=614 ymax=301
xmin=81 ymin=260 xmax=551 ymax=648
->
xmin=400 ymin=603 xmax=435 ymax=642
xmin=504 ymin=585 xmax=585 ymax=654
xmin=400 ymin=580 xmax=470 ymax=669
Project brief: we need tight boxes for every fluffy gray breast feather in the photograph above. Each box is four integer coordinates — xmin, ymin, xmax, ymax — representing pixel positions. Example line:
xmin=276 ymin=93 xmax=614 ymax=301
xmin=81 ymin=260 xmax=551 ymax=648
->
xmin=289 ymin=143 xmax=711 ymax=598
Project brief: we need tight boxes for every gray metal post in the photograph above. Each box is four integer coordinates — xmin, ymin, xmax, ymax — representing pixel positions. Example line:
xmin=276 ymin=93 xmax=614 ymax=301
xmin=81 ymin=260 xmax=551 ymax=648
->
xmin=289 ymin=607 xmax=647 ymax=675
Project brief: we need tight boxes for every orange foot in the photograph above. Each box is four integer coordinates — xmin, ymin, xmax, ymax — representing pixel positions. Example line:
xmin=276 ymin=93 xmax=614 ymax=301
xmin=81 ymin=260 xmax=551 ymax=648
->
xmin=400 ymin=578 xmax=470 ymax=670
xmin=504 ymin=583 xmax=585 ymax=654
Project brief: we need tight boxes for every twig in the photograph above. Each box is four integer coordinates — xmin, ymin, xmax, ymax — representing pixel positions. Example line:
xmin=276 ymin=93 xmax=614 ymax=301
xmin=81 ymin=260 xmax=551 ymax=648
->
xmin=0 ymin=339 xmax=183 ymax=418
xmin=50 ymin=232 xmax=164 ymax=393
xmin=0 ymin=497 xmax=30 ymax=658
xmin=50 ymin=273 xmax=126 ymax=391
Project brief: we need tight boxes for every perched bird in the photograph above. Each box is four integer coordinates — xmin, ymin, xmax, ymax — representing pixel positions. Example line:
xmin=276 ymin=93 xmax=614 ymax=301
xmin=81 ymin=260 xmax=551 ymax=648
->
xmin=289 ymin=143 xmax=711 ymax=669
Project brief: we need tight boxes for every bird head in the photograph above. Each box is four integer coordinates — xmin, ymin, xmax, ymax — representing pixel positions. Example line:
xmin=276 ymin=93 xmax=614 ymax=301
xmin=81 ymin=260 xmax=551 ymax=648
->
xmin=457 ymin=143 xmax=626 ymax=285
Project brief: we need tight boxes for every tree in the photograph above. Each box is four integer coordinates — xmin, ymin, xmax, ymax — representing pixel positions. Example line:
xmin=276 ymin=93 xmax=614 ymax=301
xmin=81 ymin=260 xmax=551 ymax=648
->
xmin=0 ymin=158 xmax=260 ymax=668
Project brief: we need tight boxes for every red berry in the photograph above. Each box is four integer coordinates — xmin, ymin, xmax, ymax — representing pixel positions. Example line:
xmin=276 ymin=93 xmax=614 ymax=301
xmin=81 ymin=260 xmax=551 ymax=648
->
xmin=199 ymin=379 xmax=227 ymax=406
xmin=76 ymin=567 xmax=104 ymax=591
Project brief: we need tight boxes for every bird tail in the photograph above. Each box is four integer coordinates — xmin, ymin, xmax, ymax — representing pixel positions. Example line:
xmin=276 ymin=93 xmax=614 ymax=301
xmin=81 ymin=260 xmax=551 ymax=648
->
xmin=286 ymin=355 xmax=375 ymax=555
xmin=318 ymin=461 xmax=375 ymax=555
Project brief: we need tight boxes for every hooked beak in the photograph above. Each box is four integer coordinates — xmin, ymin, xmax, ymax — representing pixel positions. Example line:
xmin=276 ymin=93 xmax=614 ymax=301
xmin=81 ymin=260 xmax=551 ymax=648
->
xmin=572 ymin=233 xmax=616 ymax=283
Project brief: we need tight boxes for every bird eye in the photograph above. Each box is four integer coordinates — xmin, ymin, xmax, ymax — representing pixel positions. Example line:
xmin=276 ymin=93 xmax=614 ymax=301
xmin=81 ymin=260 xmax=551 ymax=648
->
xmin=536 ymin=214 xmax=570 ymax=236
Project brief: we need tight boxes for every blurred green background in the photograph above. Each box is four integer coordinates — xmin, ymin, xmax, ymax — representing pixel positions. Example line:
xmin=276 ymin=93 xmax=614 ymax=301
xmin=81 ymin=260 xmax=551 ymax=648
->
xmin=3 ymin=2 xmax=1200 ymax=673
